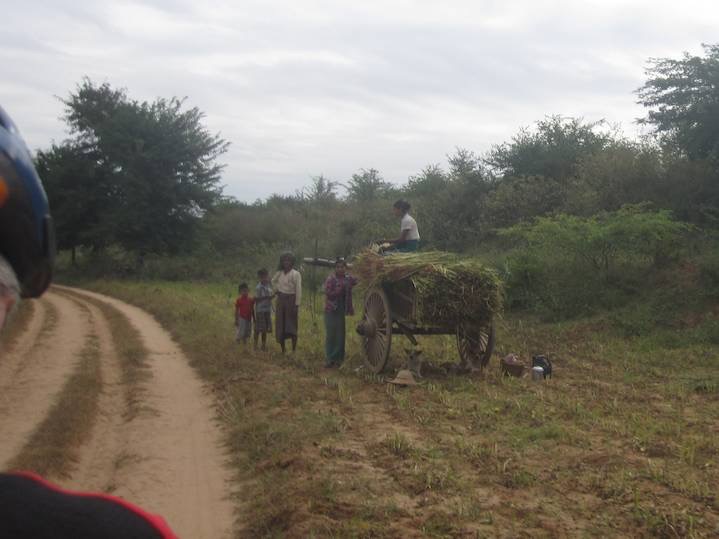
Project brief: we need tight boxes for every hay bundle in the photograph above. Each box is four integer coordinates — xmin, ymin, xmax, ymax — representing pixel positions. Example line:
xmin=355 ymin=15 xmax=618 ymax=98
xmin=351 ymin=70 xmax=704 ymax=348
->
xmin=353 ymin=250 xmax=502 ymax=327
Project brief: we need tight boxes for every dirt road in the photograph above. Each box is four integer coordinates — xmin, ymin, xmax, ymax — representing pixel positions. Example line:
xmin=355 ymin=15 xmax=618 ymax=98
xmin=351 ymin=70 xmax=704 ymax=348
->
xmin=0 ymin=286 xmax=234 ymax=538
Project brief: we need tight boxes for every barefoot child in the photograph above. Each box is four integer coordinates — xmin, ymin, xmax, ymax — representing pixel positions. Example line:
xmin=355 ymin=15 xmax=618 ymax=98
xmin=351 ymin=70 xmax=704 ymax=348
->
xmin=253 ymin=268 xmax=274 ymax=351
xmin=234 ymin=283 xmax=254 ymax=345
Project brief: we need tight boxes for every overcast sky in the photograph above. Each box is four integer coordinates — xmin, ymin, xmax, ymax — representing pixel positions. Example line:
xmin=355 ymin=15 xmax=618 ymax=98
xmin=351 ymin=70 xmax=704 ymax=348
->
xmin=2 ymin=1 xmax=717 ymax=201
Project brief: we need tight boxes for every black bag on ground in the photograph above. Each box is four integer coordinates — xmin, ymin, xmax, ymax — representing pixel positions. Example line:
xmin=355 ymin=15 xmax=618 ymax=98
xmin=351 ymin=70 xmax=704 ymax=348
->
xmin=532 ymin=355 xmax=552 ymax=379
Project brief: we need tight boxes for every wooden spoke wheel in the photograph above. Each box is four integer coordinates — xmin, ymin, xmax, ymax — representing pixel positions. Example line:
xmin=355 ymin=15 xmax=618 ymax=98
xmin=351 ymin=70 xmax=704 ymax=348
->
xmin=357 ymin=288 xmax=392 ymax=373
xmin=457 ymin=323 xmax=495 ymax=370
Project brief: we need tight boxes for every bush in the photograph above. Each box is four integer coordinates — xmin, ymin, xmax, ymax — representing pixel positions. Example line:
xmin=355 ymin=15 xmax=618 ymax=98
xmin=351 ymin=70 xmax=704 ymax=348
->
xmin=500 ymin=205 xmax=692 ymax=319
xmin=698 ymin=246 xmax=719 ymax=299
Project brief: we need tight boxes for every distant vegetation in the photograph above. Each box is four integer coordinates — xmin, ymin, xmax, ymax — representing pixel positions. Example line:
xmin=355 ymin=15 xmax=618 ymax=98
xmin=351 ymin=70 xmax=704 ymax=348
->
xmin=44 ymin=44 xmax=719 ymax=320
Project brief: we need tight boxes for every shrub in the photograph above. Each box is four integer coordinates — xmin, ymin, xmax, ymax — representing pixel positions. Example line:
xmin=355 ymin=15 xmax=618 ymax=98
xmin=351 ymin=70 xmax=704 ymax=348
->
xmin=698 ymin=243 xmax=719 ymax=299
xmin=500 ymin=205 xmax=692 ymax=318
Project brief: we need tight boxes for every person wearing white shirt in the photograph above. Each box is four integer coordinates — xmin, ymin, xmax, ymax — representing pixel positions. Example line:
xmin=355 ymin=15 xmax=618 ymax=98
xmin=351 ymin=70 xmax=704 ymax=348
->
xmin=382 ymin=200 xmax=420 ymax=252
xmin=271 ymin=253 xmax=302 ymax=354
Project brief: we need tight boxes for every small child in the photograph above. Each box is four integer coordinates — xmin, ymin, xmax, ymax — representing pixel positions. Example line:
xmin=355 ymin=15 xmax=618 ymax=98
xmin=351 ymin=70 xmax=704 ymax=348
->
xmin=253 ymin=268 xmax=274 ymax=351
xmin=234 ymin=283 xmax=254 ymax=345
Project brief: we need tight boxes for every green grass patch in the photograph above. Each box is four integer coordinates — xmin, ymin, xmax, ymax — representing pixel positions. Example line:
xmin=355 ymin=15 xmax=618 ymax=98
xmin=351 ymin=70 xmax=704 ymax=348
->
xmin=383 ymin=432 xmax=415 ymax=458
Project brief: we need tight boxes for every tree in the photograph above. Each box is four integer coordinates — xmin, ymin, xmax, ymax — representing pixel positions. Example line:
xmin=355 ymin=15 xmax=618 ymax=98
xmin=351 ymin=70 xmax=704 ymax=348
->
xmin=444 ymin=148 xmax=494 ymax=247
xmin=486 ymin=116 xmax=610 ymax=181
xmin=398 ymin=150 xmax=494 ymax=250
xmin=406 ymin=164 xmax=448 ymax=198
xmin=484 ymin=175 xmax=564 ymax=228
xmin=298 ymin=175 xmax=338 ymax=207
xmin=60 ymin=79 xmax=229 ymax=256
xmin=637 ymin=44 xmax=719 ymax=160
xmin=202 ymin=199 xmax=303 ymax=253
xmin=571 ymin=141 xmax=664 ymax=214
xmin=344 ymin=168 xmax=392 ymax=202
xmin=448 ymin=147 xmax=486 ymax=181
xmin=35 ymin=142 xmax=111 ymax=262
xmin=336 ymin=169 xmax=395 ymax=254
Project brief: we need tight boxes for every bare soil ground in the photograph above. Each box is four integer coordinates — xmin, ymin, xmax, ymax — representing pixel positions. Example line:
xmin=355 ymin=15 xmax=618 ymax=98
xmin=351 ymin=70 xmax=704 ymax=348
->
xmin=0 ymin=286 xmax=234 ymax=539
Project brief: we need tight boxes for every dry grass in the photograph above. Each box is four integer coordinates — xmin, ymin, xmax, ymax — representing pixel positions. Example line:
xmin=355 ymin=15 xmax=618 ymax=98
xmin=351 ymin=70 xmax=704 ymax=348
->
xmin=59 ymin=289 xmax=151 ymax=420
xmin=80 ymin=279 xmax=719 ymax=538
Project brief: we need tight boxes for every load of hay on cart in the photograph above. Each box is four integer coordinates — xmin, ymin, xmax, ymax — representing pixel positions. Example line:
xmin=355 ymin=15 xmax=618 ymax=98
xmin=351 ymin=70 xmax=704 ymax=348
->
xmin=353 ymin=250 xmax=503 ymax=374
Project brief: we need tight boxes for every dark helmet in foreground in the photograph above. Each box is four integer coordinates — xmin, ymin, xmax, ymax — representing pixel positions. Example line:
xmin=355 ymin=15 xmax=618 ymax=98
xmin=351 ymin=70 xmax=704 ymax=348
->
xmin=0 ymin=105 xmax=54 ymax=297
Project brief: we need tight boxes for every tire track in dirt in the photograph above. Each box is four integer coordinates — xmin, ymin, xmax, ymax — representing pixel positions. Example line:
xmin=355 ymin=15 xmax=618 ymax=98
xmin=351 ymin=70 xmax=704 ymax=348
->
xmin=0 ymin=292 xmax=90 ymax=469
xmin=57 ymin=293 xmax=125 ymax=493
xmin=56 ymin=286 xmax=233 ymax=539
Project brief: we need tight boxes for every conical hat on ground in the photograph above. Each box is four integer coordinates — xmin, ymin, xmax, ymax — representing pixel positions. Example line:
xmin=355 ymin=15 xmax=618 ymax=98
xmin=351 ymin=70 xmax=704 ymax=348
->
xmin=387 ymin=369 xmax=418 ymax=386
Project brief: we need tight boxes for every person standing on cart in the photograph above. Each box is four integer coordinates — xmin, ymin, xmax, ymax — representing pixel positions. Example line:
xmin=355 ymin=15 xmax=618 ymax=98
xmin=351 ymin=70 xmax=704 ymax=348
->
xmin=381 ymin=200 xmax=420 ymax=252
xmin=323 ymin=259 xmax=358 ymax=368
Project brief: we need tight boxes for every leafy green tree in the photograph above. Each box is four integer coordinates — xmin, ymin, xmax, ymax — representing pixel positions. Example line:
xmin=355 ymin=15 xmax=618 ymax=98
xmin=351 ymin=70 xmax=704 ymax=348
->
xmin=202 ymin=199 xmax=304 ymax=253
xmin=336 ymin=169 xmax=395 ymax=255
xmin=405 ymin=165 xmax=450 ymax=247
xmin=265 ymin=192 xmax=305 ymax=211
xmin=403 ymin=150 xmax=494 ymax=249
xmin=448 ymin=147 xmax=486 ymax=181
xmin=637 ymin=44 xmax=719 ymax=160
xmin=479 ymin=117 xmax=616 ymax=229
xmin=660 ymin=153 xmax=719 ymax=225
xmin=486 ymin=116 xmax=611 ymax=181
xmin=446 ymin=148 xmax=494 ymax=246
xmin=298 ymin=175 xmax=338 ymax=207
xmin=60 ymin=78 xmax=228 ymax=257
xmin=35 ymin=142 xmax=111 ymax=262
xmin=345 ymin=168 xmax=392 ymax=202
xmin=484 ymin=175 xmax=564 ymax=229
xmin=406 ymin=164 xmax=448 ymax=197
xmin=571 ymin=141 xmax=664 ymax=214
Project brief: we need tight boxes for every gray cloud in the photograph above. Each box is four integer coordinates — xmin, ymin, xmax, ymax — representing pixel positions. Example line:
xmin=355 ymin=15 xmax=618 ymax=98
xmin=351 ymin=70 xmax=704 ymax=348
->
xmin=2 ymin=0 xmax=718 ymax=201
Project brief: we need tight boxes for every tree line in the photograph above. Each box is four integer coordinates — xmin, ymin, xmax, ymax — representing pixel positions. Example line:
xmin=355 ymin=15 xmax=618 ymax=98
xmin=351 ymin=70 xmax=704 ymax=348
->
xmin=40 ymin=45 xmax=719 ymax=271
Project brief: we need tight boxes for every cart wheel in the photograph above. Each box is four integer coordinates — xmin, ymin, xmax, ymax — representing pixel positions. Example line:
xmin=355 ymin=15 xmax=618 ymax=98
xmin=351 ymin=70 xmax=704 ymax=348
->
xmin=457 ymin=323 xmax=495 ymax=370
xmin=358 ymin=288 xmax=392 ymax=373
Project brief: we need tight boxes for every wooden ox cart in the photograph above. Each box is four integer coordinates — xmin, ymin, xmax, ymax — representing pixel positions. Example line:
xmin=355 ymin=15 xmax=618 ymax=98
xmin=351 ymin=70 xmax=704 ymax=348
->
xmin=355 ymin=278 xmax=495 ymax=374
